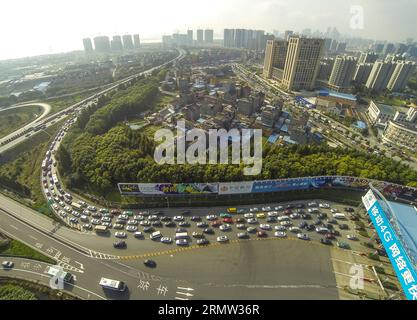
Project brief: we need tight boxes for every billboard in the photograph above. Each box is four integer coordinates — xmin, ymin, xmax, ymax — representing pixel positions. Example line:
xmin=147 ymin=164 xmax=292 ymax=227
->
xmin=218 ymin=182 xmax=254 ymax=195
xmin=362 ymin=189 xmax=417 ymax=300
xmin=118 ymin=176 xmax=417 ymax=201
xmin=118 ymin=183 xmax=218 ymax=195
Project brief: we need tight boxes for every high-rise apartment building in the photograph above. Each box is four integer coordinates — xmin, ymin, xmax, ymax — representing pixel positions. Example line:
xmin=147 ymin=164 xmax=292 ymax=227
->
xmin=187 ymin=30 xmax=193 ymax=46
xmin=111 ymin=35 xmax=123 ymax=51
xmin=93 ymin=36 xmax=111 ymax=52
xmin=262 ymin=40 xmax=288 ymax=79
xmin=387 ymin=61 xmax=415 ymax=91
xmin=281 ymin=37 xmax=324 ymax=91
xmin=353 ymin=63 xmax=373 ymax=85
xmin=284 ymin=30 xmax=294 ymax=41
xmin=204 ymin=29 xmax=214 ymax=43
xmin=358 ymin=51 xmax=378 ymax=64
xmin=197 ymin=29 xmax=204 ymax=44
xmin=328 ymin=55 xmax=357 ymax=91
xmin=122 ymin=34 xmax=134 ymax=50
xmin=83 ymin=38 xmax=93 ymax=53
xmin=223 ymin=29 xmax=235 ymax=47
xmin=133 ymin=34 xmax=141 ymax=49
xmin=365 ymin=60 xmax=395 ymax=91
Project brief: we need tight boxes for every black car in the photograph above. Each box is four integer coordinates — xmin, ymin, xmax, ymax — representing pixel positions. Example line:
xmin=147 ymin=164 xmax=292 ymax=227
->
xmin=266 ymin=217 xmax=277 ymax=223
xmin=152 ymin=221 xmax=162 ymax=227
xmin=144 ymin=259 xmax=156 ymax=268
xmin=113 ymin=240 xmax=126 ymax=249
xmin=318 ymin=213 xmax=327 ymax=220
xmin=324 ymin=223 xmax=334 ymax=230
xmin=299 ymin=221 xmax=308 ymax=229
xmin=329 ymin=230 xmax=340 ymax=236
xmin=161 ymin=216 xmax=172 ymax=222
xmin=164 ymin=221 xmax=176 ymax=227
xmin=327 ymin=219 xmax=338 ymax=225
xmin=320 ymin=238 xmax=332 ymax=245
xmin=306 ymin=225 xmax=316 ymax=231
xmin=344 ymin=207 xmax=355 ymax=213
xmin=313 ymin=220 xmax=323 ymax=226
xmin=197 ymin=222 xmax=209 ymax=228
xmin=178 ymin=221 xmax=190 ymax=227
xmin=197 ymin=239 xmax=209 ymax=245
xmin=301 ymin=214 xmax=311 ymax=220
xmin=182 ymin=210 xmax=192 ymax=215
xmin=191 ymin=216 xmax=201 ymax=222
xmin=143 ymin=226 xmax=154 ymax=233
xmin=296 ymin=204 xmax=305 ymax=209
xmin=203 ymin=228 xmax=214 ymax=234
xmin=339 ymin=224 xmax=349 ymax=230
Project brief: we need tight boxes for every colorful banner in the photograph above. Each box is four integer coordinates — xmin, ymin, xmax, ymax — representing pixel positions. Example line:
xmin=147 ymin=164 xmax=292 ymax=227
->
xmin=118 ymin=176 xmax=417 ymax=200
xmin=362 ymin=189 xmax=417 ymax=300
xmin=218 ymin=181 xmax=254 ymax=195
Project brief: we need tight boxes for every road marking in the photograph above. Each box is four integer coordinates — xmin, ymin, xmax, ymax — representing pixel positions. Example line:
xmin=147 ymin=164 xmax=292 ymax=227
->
xmin=9 ymin=224 xmax=18 ymax=230
xmin=177 ymin=287 xmax=194 ymax=291
xmin=176 ymin=291 xmax=194 ymax=297
xmin=29 ymin=235 xmax=38 ymax=241
xmin=175 ymin=297 xmax=189 ymax=300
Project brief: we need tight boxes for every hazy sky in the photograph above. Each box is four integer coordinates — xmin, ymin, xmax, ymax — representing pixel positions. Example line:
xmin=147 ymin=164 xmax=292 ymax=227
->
xmin=0 ymin=0 xmax=416 ymax=60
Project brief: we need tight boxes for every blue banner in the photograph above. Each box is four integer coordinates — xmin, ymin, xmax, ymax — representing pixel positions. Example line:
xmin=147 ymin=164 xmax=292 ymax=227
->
xmin=362 ymin=190 xmax=417 ymax=300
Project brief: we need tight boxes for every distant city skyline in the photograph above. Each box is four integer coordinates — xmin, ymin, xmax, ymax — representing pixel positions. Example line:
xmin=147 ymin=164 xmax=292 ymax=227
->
xmin=0 ymin=0 xmax=416 ymax=60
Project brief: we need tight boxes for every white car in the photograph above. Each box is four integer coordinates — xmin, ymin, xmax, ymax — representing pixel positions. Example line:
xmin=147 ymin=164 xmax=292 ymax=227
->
xmin=290 ymin=213 xmax=300 ymax=219
xmin=297 ymin=233 xmax=310 ymax=240
xmin=126 ymin=226 xmax=138 ymax=232
xmin=347 ymin=234 xmax=358 ymax=241
xmin=161 ymin=237 xmax=172 ymax=244
xmin=249 ymin=208 xmax=259 ymax=212
xmin=316 ymin=227 xmax=330 ymax=234
xmin=278 ymin=215 xmax=290 ymax=221
xmin=247 ymin=218 xmax=258 ymax=224
xmin=206 ymin=215 xmax=217 ymax=221
xmin=134 ymin=231 xmax=144 ymax=239
xmin=217 ymin=235 xmax=229 ymax=243
xmin=115 ymin=232 xmax=127 ymax=238
xmin=173 ymin=216 xmax=184 ymax=221
xmin=274 ymin=225 xmax=287 ymax=231
xmin=259 ymin=224 xmax=271 ymax=230
xmin=274 ymin=231 xmax=287 ymax=238
xmin=319 ymin=203 xmax=330 ymax=208
xmin=176 ymin=239 xmax=188 ymax=246
xmin=289 ymin=226 xmax=301 ymax=233
xmin=267 ymin=211 xmax=278 ymax=217
xmin=87 ymin=206 xmax=97 ymax=212
xmin=52 ymin=204 xmax=59 ymax=210
xmin=280 ymin=221 xmax=293 ymax=226
xmin=275 ymin=206 xmax=284 ymax=211
xmin=219 ymin=224 xmax=231 ymax=231
xmin=244 ymin=213 xmax=254 ymax=218
xmin=262 ymin=206 xmax=271 ymax=211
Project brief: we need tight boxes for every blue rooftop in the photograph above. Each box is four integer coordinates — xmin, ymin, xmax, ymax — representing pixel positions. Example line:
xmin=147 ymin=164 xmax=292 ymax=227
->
xmin=318 ymin=88 xmax=357 ymax=102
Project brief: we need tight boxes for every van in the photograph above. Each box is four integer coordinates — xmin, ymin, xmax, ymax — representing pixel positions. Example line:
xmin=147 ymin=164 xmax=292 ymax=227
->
xmin=175 ymin=232 xmax=189 ymax=240
xmin=333 ymin=213 xmax=346 ymax=220
xmin=150 ymin=231 xmax=162 ymax=240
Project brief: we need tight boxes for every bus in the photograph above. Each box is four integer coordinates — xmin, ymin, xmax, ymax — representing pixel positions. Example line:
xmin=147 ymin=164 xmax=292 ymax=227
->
xmin=99 ymin=278 xmax=126 ymax=292
xmin=95 ymin=225 xmax=109 ymax=234
xmin=45 ymin=266 xmax=73 ymax=283
xmin=71 ymin=202 xmax=83 ymax=212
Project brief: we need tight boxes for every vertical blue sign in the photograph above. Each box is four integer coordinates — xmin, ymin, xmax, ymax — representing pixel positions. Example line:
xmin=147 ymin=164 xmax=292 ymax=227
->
xmin=362 ymin=190 xmax=417 ymax=300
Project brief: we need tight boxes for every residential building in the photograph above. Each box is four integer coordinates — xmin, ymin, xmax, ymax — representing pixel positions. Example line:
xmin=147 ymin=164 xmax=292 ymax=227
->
xmin=365 ymin=61 xmax=395 ymax=91
xmin=223 ymin=29 xmax=235 ymax=48
xmin=387 ymin=61 xmax=415 ymax=91
xmin=204 ymin=29 xmax=214 ymax=44
xmin=93 ymin=36 xmax=111 ymax=52
xmin=353 ymin=63 xmax=373 ymax=85
xmin=187 ymin=30 xmax=193 ymax=46
xmin=358 ymin=51 xmax=378 ymax=64
xmin=133 ymin=34 xmax=141 ymax=49
xmin=281 ymin=37 xmax=324 ymax=91
xmin=82 ymin=38 xmax=93 ymax=53
xmin=382 ymin=121 xmax=417 ymax=151
xmin=197 ymin=29 xmax=204 ymax=44
xmin=328 ymin=55 xmax=357 ymax=92
xmin=367 ymin=100 xmax=408 ymax=126
xmin=111 ymin=35 xmax=123 ymax=51
xmin=122 ymin=34 xmax=134 ymax=50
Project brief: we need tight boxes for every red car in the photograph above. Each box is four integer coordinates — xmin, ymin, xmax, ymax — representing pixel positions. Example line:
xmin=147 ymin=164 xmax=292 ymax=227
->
xmin=257 ymin=231 xmax=267 ymax=238
xmin=223 ymin=218 xmax=234 ymax=224
xmin=212 ymin=221 xmax=222 ymax=228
